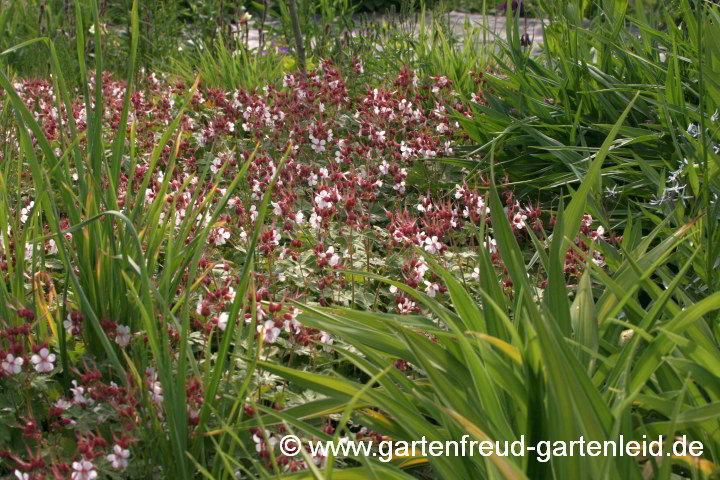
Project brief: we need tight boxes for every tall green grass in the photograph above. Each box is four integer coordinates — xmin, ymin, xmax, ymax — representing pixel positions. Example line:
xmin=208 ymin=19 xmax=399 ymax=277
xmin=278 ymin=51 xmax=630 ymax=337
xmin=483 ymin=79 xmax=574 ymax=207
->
xmin=249 ymin=106 xmax=720 ymax=478
xmin=171 ymin=37 xmax=289 ymax=91
xmin=0 ymin=0 xmax=290 ymax=476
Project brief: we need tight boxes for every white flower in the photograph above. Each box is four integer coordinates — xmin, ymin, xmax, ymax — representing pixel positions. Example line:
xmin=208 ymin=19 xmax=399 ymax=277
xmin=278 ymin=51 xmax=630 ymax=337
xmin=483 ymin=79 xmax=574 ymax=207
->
xmin=71 ymin=459 xmax=97 ymax=480
xmin=295 ymin=211 xmax=305 ymax=225
xmin=472 ymin=267 xmax=480 ymax=280
xmin=320 ymin=331 xmax=334 ymax=352
xmin=20 ymin=201 xmax=34 ymax=223
xmin=424 ymin=236 xmax=442 ymax=254
xmin=14 ymin=470 xmax=29 ymax=480
xmin=327 ymin=246 xmax=340 ymax=267
xmin=144 ymin=188 xmax=155 ymax=205
xmin=250 ymin=205 xmax=258 ymax=222
xmin=315 ymin=189 xmax=334 ymax=209
xmin=474 ymin=196 xmax=488 ymax=215
xmin=71 ymin=380 xmax=92 ymax=405
xmin=47 ymin=239 xmax=58 ymax=255
xmin=196 ymin=296 xmax=205 ymax=315
xmin=310 ymin=134 xmax=326 ymax=153
xmin=379 ymin=160 xmax=390 ymax=175
xmin=436 ymin=123 xmax=448 ymax=133
xmin=310 ymin=212 xmax=322 ymax=229
xmin=212 ymin=227 xmax=231 ymax=246
xmin=582 ymin=214 xmax=593 ymax=227
xmin=414 ymin=262 xmax=429 ymax=278
xmin=55 ymin=398 xmax=72 ymax=410
xmin=308 ymin=172 xmax=318 ymax=187
xmin=590 ymin=226 xmax=605 ymax=242
xmin=283 ymin=308 xmax=301 ymax=333
xmin=512 ymin=213 xmax=527 ymax=230
xmin=389 ymin=285 xmax=398 ymax=294
xmin=64 ymin=315 xmax=82 ymax=335
xmin=397 ymin=299 xmax=415 ymax=314
xmin=151 ymin=381 xmax=164 ymax=404
xmin=115 ymin=325 xmax=131 ymax=347
xmin=269 ymin=228 xmax=281 ymax=246
xmin=271 ymin=201 xmax=283 ymax=216
xmin=253 ymin=432 xmax=279 ymax=452
xmin=258 ymin=320 xmax=280 ymax=344
xmin=2 ymin=354 xmax=23 ymax=375
xmin=256 ymin=305 xmax=268 ymax=322
xmin=484 ymin=238 xmax=497 ymax=254
xmin=455 ymin=184 xmax=466 ymax=199
xmin=424 ymin=281 xmax=440 ymax=297
xmin=107 ymin=445 xmax=130 ymax=470
xmin=30 ymin=348 xmax=55 ymax=373
xmin=217 ymin=312 xmax=229 ymax=332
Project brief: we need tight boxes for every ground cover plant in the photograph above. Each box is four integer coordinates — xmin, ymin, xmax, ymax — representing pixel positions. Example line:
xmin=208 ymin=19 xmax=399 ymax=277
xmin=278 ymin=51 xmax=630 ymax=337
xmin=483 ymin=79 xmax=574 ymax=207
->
xmin=0 ymin=0 xmax=719 ymax=479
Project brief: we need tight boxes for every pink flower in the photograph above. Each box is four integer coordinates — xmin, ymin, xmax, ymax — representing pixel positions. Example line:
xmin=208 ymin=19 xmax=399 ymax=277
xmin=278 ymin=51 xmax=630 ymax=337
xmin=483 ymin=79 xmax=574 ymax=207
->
xmin=2 ymin=354 xmax=23 ymax=375
xmin=71 ymin=459 xmax=97 ymax=480
xmin=107 ymin=445 xmax=130 ymax=470
xmin=424 ymin=236 xmax=442 ymax=254
xmin=30 ymin=348 xmax=55 ymax=373
xmin=424 ymin=281 xmax=440 ymax=297
xmin=258 ymin=320 xmax=280 ymax=344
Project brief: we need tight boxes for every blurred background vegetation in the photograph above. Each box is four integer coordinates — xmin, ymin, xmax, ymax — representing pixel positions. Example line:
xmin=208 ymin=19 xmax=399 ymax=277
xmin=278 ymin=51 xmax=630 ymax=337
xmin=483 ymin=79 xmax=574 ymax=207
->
xmin=0 ymin=0 xmax=671 ymax=90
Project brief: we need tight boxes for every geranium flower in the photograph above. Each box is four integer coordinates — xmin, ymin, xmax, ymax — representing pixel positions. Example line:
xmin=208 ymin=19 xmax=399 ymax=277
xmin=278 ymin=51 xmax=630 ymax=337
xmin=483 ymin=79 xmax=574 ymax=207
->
xmin=320 ymin=331 xmax=334 ymax=352
xmin=424 ymin=281 xmax=440 ymax=297
xmin=71 ymin=380 xmax=93 ymax=405
xmin=258 ymin=320 xmax=280 ymax=344
xmin=210 ymin=227 xmax=231 ymax=246
xmin=107 ymin=445 xmax=130 ymax=470
xmin=326 ymin=246 xmax=340 ymax=267
xmin=253 ymin=431 xmax=278 ymax=453
xmin=216 ymin=312 xmax=229 ymax=332
xmin=20 ymin=201 xmax=34 ymax=223
xmin=590 ymin=226 xmax=605 ymax=242
xmin=315 ymin=189 xmax=334 ymax=209
xmin=484 ymin=238 xmax=497 ymax=254
xmin=30 ymin=348 xmax=55 ymax=373
xmin=512 ymin=213 xmax=527 ymax=230
xmin=424 ymin=236 xmax=442 ymax=254
xmin=71 ymin=459 xmax=97 ymax=480
xmin=2 ymin=354 xmax=23 ymax=375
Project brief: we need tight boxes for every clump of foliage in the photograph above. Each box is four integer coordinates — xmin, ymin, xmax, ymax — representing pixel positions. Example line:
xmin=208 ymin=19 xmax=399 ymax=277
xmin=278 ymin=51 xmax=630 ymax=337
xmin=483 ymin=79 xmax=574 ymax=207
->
xmin=0 ymin=0 xmax=718 ymax=478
